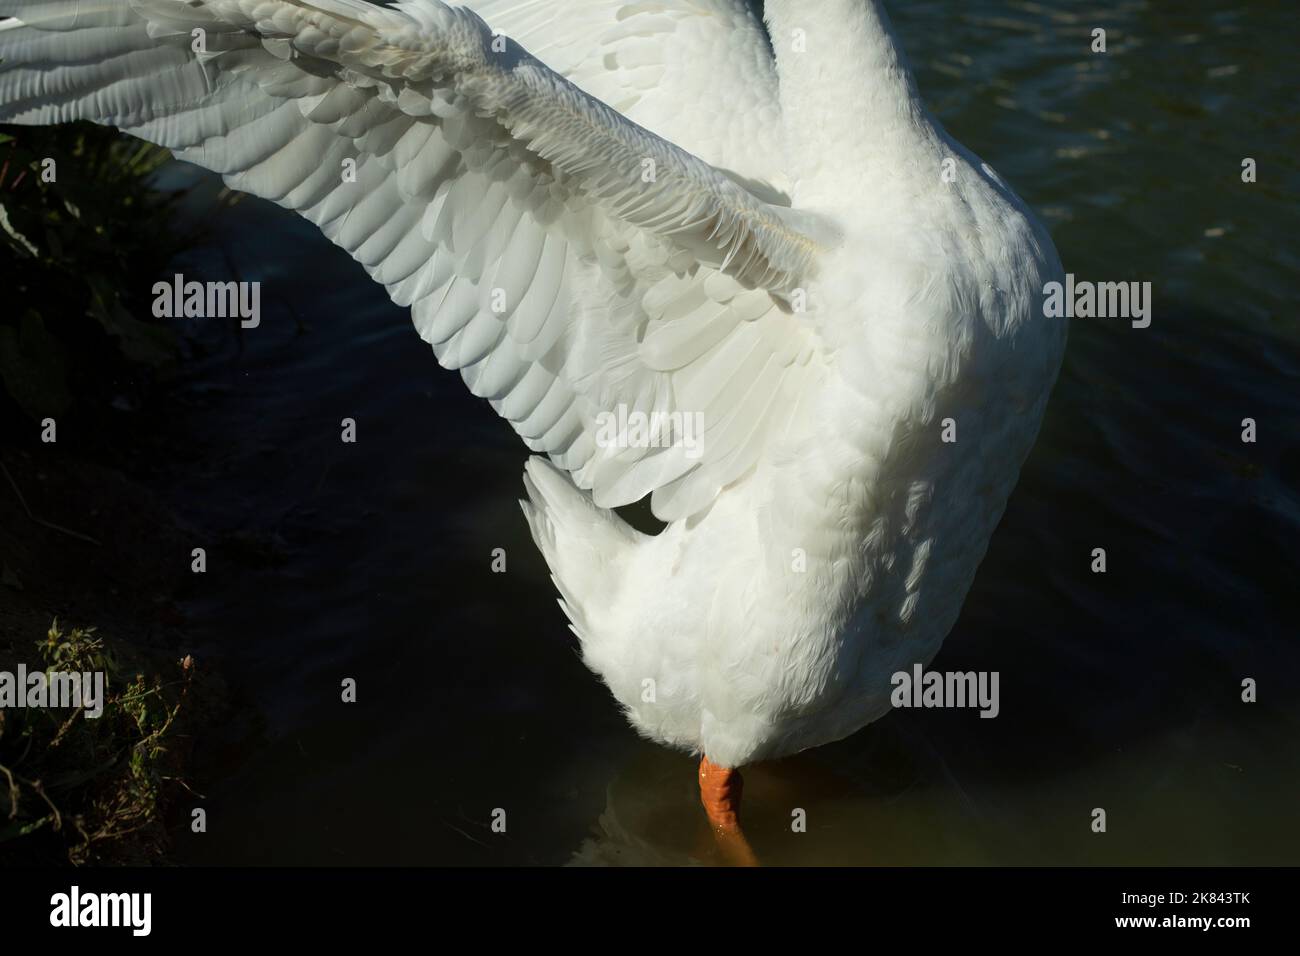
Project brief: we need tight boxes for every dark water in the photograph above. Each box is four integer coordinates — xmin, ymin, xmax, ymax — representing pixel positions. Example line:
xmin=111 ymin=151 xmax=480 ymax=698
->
xmin=152 ymin=1 xmax=1299 ymax=865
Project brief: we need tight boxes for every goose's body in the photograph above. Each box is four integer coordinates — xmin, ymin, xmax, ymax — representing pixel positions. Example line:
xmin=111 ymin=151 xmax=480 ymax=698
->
xmin=0 ymin=0 xmax=1066 ymax=822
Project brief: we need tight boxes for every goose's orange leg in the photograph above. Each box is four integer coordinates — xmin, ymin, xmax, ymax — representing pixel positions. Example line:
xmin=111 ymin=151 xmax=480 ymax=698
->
xmin=699 ymin=756 xmax=759 ymax=866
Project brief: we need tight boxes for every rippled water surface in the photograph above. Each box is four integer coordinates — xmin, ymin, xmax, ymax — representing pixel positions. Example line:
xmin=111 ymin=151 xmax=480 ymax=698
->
xmin=156 ymin=1 xmax=1299 ymax=865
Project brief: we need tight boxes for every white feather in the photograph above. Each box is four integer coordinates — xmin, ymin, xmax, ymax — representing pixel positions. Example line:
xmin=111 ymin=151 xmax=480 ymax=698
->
xmin=0 ymin=0 xmax=1067 ymax=767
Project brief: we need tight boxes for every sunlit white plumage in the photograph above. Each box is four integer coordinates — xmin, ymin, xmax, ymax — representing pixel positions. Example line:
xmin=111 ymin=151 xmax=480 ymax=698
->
xmin=0 ymin=0 xmax=1067 ymax=767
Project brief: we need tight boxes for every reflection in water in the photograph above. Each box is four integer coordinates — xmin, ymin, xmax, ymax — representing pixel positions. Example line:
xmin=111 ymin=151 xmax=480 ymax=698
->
xmin=154 ymin=1 xmax=1298 ymax=866
xmin=568 ymin=746 xmax=936 ymax=867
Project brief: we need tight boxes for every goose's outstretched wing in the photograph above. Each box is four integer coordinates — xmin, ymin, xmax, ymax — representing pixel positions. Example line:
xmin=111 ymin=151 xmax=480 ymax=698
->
xmin=0 ymin=0 xmax=833 ymax=519
xmin=462 ymin=0 xmax=788 ymax=194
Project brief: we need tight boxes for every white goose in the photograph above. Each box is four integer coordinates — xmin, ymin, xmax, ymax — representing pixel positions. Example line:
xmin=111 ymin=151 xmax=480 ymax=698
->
xmin=0 ymin=0 xmax=1066 ymax=854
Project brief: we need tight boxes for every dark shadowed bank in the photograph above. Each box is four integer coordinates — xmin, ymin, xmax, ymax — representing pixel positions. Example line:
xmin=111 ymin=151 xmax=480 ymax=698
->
xmin=0 ymin=123 xmax=257 ymax=865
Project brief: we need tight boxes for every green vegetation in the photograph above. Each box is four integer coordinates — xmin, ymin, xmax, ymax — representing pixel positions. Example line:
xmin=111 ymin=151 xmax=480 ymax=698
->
xmin=0 ymin=621 xmax=211 ymax=865
xmin=0 ymin=124 xmax=243 ymax=866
